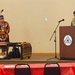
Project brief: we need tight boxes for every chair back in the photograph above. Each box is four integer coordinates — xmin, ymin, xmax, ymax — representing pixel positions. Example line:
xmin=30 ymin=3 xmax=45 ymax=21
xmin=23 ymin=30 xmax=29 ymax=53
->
xmin=15 ymin=64 xmax=31 ymax=75
xmin=44 ymin=62 xmax=60 ymax=75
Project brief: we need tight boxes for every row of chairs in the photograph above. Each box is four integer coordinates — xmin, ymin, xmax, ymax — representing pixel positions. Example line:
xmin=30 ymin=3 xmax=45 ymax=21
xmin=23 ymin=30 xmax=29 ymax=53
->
xmin=15 ymin=63 xmax=60 ymax=75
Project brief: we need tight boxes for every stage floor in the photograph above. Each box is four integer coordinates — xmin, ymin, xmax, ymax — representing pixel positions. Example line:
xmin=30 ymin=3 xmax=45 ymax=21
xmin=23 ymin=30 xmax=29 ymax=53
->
xmin=0 ymin=53 xmax=75 ymax=64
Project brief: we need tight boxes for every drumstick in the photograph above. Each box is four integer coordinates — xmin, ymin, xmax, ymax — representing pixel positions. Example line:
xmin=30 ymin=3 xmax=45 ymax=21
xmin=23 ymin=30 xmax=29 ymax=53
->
xmin=0 ymin=9 xmax=4 ymax=15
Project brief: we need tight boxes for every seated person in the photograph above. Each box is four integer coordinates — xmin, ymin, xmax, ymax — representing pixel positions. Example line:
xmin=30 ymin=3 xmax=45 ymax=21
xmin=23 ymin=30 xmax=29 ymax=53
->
xmin=71 ymin=11 xmax=75 ymax=26
xmin=0 ymin=15 xmax=10 ymax=56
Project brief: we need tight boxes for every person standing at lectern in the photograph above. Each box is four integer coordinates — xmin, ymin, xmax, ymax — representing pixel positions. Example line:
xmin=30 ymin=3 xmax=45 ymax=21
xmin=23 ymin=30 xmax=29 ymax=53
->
xmin=0 ymin=15 xmax=10 ymax=55
xmin=71 ymin=11 xmax=75 ymax=26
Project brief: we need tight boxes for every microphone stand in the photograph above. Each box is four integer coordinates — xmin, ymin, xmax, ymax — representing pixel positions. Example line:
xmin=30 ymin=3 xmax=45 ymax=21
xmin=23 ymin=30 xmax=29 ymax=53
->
xmin=47 ymin=22 xmax=61 ymax=60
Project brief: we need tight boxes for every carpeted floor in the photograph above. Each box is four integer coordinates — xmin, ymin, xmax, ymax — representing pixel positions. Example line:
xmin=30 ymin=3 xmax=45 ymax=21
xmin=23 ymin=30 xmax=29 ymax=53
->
xmin=0 ymin=53 xmax=75 ymax=64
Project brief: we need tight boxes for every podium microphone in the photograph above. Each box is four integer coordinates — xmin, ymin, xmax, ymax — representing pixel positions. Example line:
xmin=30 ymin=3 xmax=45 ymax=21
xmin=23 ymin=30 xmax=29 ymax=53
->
xmin=58 ymin=19 xmax=64 ymax=23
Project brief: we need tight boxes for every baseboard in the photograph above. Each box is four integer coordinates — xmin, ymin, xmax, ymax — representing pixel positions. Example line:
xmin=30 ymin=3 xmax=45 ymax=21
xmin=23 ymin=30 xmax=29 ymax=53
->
xmin=32 ymin=53 xmax=59 ymax=55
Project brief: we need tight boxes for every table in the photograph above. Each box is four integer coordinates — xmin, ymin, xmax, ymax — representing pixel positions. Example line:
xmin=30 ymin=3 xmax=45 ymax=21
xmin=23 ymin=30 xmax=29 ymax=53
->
xmin=0 ymin=63 xmax=75 ymax=75
xmin=0 ymin=42 xmax=23 ymax=60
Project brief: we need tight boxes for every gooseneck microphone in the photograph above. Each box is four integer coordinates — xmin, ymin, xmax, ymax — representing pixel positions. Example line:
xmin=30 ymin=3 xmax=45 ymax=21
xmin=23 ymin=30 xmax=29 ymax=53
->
xmin=58 ymin=19 xmax=65 ymax=23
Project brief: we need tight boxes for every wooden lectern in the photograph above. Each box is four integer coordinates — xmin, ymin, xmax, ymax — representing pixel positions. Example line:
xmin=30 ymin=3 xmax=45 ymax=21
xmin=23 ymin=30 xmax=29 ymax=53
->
xmin=59 ymin=26 xmax=75 ymax=60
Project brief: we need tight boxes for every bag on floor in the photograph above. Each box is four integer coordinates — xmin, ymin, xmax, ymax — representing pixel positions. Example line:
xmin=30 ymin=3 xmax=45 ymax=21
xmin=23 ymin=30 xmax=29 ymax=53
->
xmin=8 ymin=47 xmax=20 ymax=58
xmin=12 ymin=47 xmax=20 ymax=58
xmin=8 ymin=51 xmax=14 ymax=58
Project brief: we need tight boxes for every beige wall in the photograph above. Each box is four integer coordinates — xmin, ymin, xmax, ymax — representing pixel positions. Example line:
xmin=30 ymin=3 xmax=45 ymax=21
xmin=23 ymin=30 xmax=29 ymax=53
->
xmin=0 ymin=0 xmax=75 ymax=53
